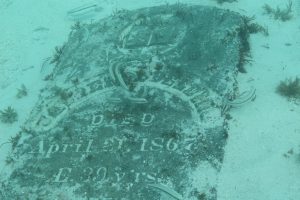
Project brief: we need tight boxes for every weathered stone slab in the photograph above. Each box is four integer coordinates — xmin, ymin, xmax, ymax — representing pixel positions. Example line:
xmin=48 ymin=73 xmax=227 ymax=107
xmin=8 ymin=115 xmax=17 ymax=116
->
xmin=1 ymin=4 xmax=250 ymax=200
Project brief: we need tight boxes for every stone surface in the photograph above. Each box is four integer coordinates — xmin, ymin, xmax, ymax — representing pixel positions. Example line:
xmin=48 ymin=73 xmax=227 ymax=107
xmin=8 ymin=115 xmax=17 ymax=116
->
xmin=1 ymin=4 xmax=250 ymax=200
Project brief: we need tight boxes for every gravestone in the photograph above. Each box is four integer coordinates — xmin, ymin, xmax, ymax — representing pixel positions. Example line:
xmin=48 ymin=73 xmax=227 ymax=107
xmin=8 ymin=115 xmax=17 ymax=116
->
xmin=1 ymin=4 xmax=251 ymax=200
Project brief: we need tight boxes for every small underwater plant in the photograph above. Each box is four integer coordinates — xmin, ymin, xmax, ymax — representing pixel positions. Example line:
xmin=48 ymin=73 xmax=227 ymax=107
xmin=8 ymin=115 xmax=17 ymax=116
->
xmin=172 ymin=3 xmax=194 ymax=21
xmin=243 ymin=16 xmax=269 ymax=36
xmin=162 ymin=128 xmax=182 ymax=140
xmin=50 ymin=45 xmax=65 ymax=65
xmin=276 ymin=77 xmax=300 ymax=98
xmin=236 ymin=26 xmax=251 ymax=73
xmin=20 ymin=126 xmax=36 ymax=136
xmin=52 ymin=86 xmax=73 ymax=102
xmin=234 ymin=16 xmax=268 ymax=73
xmin=5 ymin=155 xmax=15 ymax=165
xmin=9 ymin=133 xmax=21 ymax=151
xmin=71 ymin=21 xmax=81 ymax=30
xmin=213 ymin=0 xmax=237 ymax=4
xmin=0 ymin=106 xmax=18 ymax=124
xmin=16 ymin=84 xmax=28 ymax=99
xmin=43 ymin=73 xmax=53 ymax=81
xmin=263 ymin=1 xmax=293 ymax=21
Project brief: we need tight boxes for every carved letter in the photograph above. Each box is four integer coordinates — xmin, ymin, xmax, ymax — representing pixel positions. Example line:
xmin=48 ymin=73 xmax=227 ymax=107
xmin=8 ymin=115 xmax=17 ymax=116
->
xmin=150 ymin=138 xmax=164 ymax=151
xmin=45 ymin=143 xmax=59 ymax=158
xmin=103 ymin=138 xmax=114 ymax=152
xmin=62 ymin=144 xmax=70 ymax=153
xmin=114 ymin=172 xmax=125 ymax=182
xmin=29 ymin=140 xmax=45 ymax=154
xmin=166 ymin=138 xmax=178 ymax=151
xmin=141 ymin=113 xmax=155 ymax=126
xmin=83 ymin=167 xmax=93 ymax=182
xmin=91 ymin=114 xmax=104 ymax=126
xmin=85 ymin=139 xmax=94 ymax=153
xmin=53 ymin=167 xmax=72 ymax=183
xmin=75 ymin=143 xmax=82 ymax=152
xmin=134 ymin=172 xmax=140 ymax=183
xmin=184 ymin=138 xmax=197 ymax=152
xmin=95 ymin=167 xmax=107 ymax=182
xmin=140 ymin=138 xmax=148 ymax=152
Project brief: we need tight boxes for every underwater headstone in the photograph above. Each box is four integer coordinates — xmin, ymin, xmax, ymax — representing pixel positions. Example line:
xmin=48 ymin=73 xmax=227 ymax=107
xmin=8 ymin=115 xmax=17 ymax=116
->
xmin=1 ymin=4 xmax=251 ymax=200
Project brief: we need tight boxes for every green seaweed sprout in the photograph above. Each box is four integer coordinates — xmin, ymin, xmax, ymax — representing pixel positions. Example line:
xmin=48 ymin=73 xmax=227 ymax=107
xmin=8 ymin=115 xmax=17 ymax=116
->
xmin=71 ymin=21 xmax=81 ymax=30
xmin=5 ymin=155 xmax=15 ymax=165
xmin=0 ymin=106 xmax=18 ymax=124
xmin=263 ymin=1 xmax=293 ymax=21
xmin=235 ymin=16 xmax=268 ymax=73
xmin=16 ymin=84 xmax=28 ymax=99
xmin=276 ymin=77 xmax=300 ymax=99
xmin=9 ymin=133 xmax=21 ymax=151
xmin=52 ymin=86 xmax=73 ymax=102
xmin=213 ymin=0 xmax=237 ymax=4
xmin=243 ymin=16 xmax=269 ymax=36
xmin=50 ymin=45 xmax=65 ymax=65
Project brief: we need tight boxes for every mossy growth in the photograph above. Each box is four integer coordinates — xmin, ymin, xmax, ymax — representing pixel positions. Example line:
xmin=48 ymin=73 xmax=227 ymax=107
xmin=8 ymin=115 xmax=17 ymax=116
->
xmin=172 ymin=3 xmax=194 ymax=21
xmin=243 ymin=16 xmax=269 ymax=36
xmin=0 ymin=106 xmax=18 ymax=124
xmin=47 ymin=106 xmax=63 ymax=117
xmin=52 ymin=86 xmax=73 ymax=102
xmin=9 ymin=133 xmax=21 ymax=151
xmin=5 ymin=155 xmax=15 ymax=165
xmin=213 ymin=0 xmax=237 ymax=4
xmin=236 ymin=20 xmax=251 ymax=73
xmin=50 ymin=45 xmax=65 ymax=65
xmin=162 ymin=128 xmax=182 ymax=140
xmin=263 ymin=1 xmax=293 ymax=21
xmin=71 ymin=21 xmax=81 ymax=31
xmin=235 ymin=16 xmax=268 ymax=73
xmin=20 ymin=126 xmax=36 ymax=136
xmin=43 ymin=73 xmax=53 ymax=81
xmin=276 ymin=77 xmax=300 ymax=98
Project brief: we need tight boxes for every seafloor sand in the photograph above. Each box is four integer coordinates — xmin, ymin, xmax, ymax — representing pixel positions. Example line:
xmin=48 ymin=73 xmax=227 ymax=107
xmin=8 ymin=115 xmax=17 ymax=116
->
xmin=0 ymin=0 xmax=300 ymax=199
